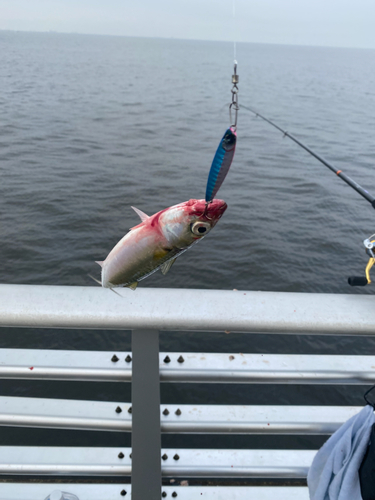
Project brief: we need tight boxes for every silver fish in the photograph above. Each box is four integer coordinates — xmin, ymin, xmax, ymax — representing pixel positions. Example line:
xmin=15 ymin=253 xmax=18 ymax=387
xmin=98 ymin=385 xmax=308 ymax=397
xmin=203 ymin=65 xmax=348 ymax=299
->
xmin=95 ymin=198 xmax=227 ymax=289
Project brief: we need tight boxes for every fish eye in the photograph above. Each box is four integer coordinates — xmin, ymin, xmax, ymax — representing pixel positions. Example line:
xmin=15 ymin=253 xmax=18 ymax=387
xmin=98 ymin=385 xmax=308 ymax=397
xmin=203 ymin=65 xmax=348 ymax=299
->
xmin=191 ymin=221 xmax=211 ymax=236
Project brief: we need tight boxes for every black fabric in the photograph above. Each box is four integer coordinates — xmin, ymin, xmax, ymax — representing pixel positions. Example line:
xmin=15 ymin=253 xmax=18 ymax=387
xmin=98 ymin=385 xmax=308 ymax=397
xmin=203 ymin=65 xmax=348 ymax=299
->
xmin=359 ymin=422 xmax=375 ymax=500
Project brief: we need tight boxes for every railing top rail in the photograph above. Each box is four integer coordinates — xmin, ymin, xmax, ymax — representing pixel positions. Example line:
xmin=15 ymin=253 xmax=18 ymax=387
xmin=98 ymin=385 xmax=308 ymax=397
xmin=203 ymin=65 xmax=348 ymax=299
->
xmin=0 ymin=284 xmax=374 ymax=335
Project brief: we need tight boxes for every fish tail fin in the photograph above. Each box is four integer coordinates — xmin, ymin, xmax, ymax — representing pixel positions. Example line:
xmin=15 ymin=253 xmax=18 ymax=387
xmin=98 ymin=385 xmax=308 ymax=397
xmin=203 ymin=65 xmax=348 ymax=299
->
xmin=88 ymin=273 xmax=102 ymax=286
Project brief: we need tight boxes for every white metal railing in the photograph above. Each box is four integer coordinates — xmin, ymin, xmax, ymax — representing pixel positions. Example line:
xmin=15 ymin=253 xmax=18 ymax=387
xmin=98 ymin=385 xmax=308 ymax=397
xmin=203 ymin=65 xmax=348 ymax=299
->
xmin=0 ymin=396 xmax=362 ymax=434
xmin=0 ymin=446 xmax=313 ymax=477
xmin=0 ymin=349 xmax=374 ymax=384
xmin=0 ymin=285 xmax=374 ymax=499
xmin=0 ymin=484 xmax=309 ymax=500
xmin=0 ymin=284 xmax=374 ymax=334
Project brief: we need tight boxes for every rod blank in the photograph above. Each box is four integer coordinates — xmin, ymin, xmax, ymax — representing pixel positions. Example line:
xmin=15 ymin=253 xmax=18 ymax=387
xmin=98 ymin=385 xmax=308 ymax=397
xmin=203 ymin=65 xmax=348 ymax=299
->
xmin=243 ymin=105 xmax=375 ymax=206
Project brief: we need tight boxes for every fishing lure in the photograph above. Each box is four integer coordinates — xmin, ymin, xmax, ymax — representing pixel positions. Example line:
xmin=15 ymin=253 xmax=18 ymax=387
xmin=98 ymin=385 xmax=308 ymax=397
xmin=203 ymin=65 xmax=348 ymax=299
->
xmin=205 ymin=127 xmax=237 ymax=202
xmin=205 ymin=62 xmax=239 ymax=203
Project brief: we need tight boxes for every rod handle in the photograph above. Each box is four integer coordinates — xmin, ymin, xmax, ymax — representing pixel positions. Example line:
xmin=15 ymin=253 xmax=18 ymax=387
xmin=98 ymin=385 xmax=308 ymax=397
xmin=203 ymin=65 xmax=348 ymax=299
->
xmin=348 ymin=276 xmax=368 ymax=286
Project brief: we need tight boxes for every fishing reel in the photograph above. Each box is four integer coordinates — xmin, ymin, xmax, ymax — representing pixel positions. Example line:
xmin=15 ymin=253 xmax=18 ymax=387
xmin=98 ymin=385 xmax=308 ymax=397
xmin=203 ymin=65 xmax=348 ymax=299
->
xmin=348 ymin=235 xmax=375 ymax=287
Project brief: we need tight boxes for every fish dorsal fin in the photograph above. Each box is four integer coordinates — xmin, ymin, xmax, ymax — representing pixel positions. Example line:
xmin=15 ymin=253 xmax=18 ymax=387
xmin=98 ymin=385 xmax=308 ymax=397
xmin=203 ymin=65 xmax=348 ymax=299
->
xmin=127 ymin=281 xmax=138 ymax=291
xmin=95 ymin=261 xmax=104 ymax=267
xmin=131 ymin=206 xmax=150 ymax=222
xmin=160 ymin=258 xmax=176 ymax=276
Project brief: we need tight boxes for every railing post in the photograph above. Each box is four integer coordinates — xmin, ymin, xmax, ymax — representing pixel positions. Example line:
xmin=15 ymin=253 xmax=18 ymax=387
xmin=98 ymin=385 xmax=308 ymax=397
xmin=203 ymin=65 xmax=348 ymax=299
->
xmin=131 ymin=329 xmax=161 ymax=499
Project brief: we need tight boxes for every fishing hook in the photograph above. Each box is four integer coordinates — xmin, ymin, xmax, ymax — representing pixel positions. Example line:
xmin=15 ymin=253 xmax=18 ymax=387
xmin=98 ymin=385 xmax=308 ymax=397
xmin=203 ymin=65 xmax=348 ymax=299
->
xmin=202 ymin=201 xmax=213 ymax=219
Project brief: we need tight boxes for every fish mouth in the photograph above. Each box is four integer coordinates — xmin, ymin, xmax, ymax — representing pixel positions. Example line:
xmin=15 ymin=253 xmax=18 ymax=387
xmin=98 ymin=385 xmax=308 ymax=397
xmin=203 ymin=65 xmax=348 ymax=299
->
xmin=192 ymin=199 xmax=227 ymax=223
xmin=185 ymin=198 xmax=227 ymax=222
xmin=205 ymin=199 xmax=227 ymax=220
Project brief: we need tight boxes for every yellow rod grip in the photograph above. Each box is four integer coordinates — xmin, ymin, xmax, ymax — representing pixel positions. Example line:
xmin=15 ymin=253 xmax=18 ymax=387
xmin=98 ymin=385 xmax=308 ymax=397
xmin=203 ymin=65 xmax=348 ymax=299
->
xmin=365 ymin=258 xmax=375 ymax=284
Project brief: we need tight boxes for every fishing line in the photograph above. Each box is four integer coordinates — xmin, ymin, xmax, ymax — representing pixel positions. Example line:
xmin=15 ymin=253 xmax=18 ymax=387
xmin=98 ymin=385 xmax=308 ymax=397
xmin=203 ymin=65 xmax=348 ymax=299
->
xmin=233 ymin=0 xmax=237 ymax=61
xmin=204 ymin=1 xmax=240 ymax=204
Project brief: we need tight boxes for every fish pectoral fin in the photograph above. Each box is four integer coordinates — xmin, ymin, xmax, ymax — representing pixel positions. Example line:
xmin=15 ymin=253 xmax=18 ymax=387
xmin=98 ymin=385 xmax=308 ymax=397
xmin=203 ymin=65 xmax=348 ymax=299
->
xmin=153 ymin=247 xmax=171 ymax=261
xmin=88 ymin=274 xmax=102 ymax=286
xmin=126 ymin=282 xmax=138 ymax=291
xmin=160 ymin=258 xmax=177 ymax=275
xmin=131 ymin=206 xmax=150 ymax=222
xmin=109 ymin=287 xmax=122 ymax=297
xmin=95 ymin=261 xmax=104 ymax=267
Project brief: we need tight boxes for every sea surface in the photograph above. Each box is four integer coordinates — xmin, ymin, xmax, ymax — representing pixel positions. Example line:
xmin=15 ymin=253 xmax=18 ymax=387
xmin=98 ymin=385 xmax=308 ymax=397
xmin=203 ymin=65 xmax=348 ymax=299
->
xmin=1 ymin=31 xmax=375 ymax=459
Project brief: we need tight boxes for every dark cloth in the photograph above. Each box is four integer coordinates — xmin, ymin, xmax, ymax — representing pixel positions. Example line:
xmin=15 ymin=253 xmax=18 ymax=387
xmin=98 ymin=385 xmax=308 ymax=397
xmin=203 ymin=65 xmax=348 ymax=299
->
xmin=308 ymin=405 xmax=375 ymax=500
xmin=360 ymin=422 xmax=375 ymax=500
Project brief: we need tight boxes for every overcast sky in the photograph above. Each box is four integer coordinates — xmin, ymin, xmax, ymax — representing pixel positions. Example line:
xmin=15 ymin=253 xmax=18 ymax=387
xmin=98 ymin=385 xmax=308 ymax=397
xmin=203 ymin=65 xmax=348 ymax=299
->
xmin=1 ymin=0 xmax=375 ymax=49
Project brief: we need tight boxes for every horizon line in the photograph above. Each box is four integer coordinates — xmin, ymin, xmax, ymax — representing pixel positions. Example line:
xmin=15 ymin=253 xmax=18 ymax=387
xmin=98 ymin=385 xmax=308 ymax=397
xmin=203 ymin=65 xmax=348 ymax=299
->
xmin=1 ymin=28 xmax=374 ymax=52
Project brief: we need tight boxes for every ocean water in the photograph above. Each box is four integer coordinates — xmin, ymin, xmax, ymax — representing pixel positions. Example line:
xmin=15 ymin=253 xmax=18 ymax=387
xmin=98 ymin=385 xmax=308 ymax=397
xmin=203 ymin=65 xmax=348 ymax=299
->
xmin=1 ymin=31 xmax=375 ymax=458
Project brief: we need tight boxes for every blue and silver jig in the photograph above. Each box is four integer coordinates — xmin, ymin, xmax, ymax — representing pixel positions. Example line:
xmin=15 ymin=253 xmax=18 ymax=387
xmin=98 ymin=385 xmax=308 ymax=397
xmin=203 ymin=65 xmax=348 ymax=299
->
xmin=205 ymin=127 xmax=237 ymax=202
xmin=205 ymin=62 xmax=239 ymax=203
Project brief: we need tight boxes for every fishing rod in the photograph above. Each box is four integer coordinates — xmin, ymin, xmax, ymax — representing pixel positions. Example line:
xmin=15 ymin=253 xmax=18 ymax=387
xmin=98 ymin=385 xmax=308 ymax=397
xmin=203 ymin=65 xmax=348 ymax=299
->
xmin=242 ymin=105 xmax=375 ymax=207
xmin=242 ymin=104 xmax=375 ymax=287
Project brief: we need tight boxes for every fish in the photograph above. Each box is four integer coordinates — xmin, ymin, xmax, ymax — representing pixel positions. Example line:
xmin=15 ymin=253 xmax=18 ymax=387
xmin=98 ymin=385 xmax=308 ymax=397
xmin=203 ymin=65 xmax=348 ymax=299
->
xmin=95 ymin=198 xmax=227 ymax=289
